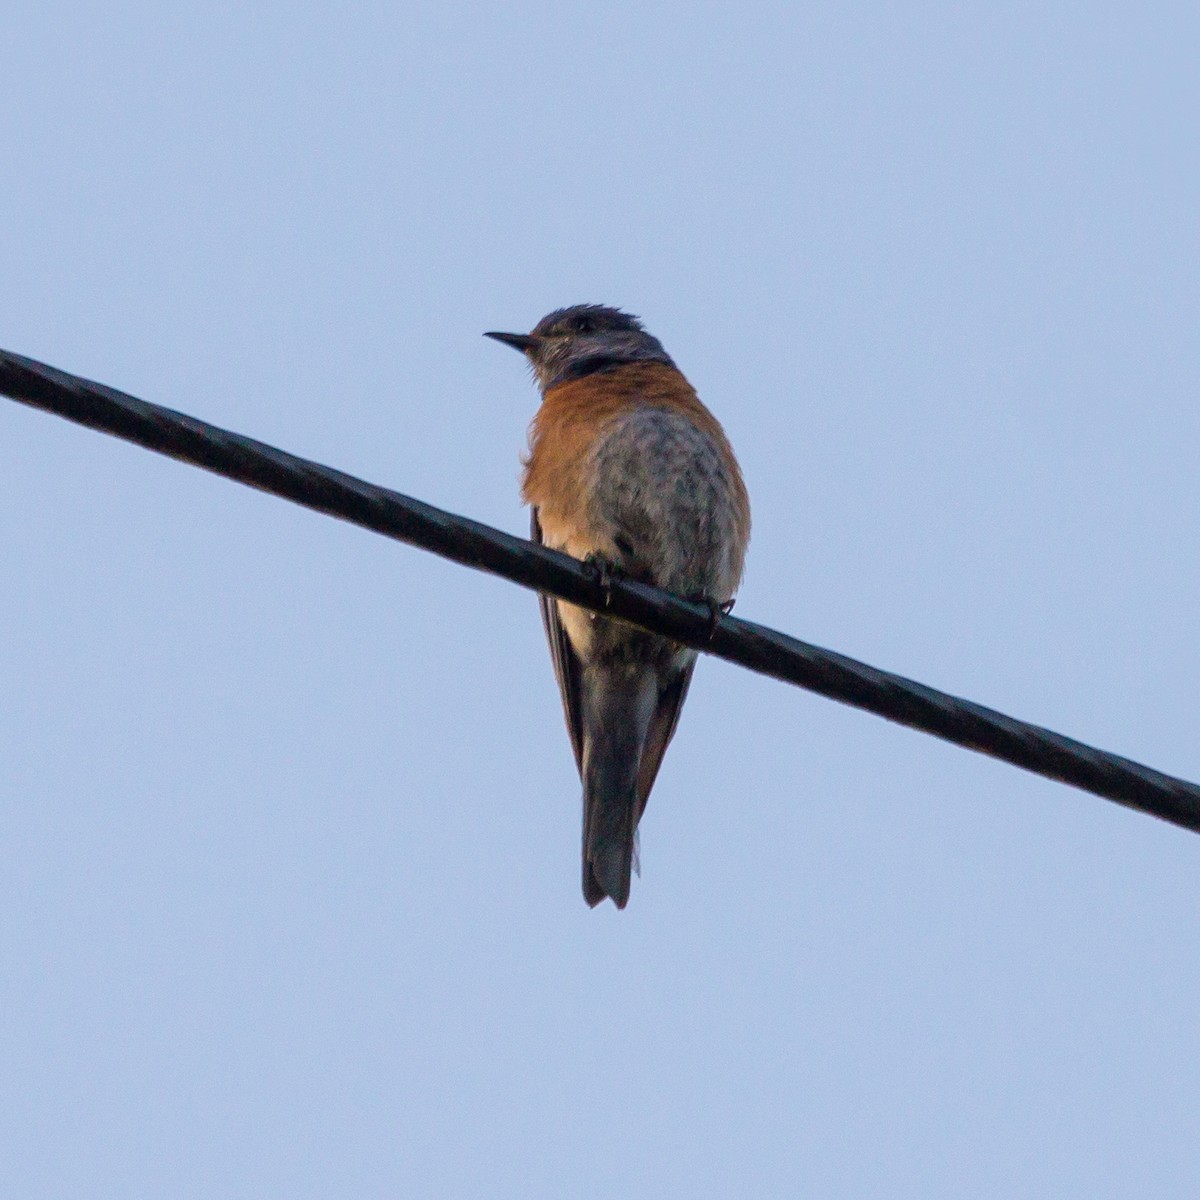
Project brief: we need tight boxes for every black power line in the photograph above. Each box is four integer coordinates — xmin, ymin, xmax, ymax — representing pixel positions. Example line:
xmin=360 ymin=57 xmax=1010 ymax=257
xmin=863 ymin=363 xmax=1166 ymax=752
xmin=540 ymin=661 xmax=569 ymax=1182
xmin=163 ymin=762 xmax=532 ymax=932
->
xmin=3 ymin=345 xmax=1198 ymax=836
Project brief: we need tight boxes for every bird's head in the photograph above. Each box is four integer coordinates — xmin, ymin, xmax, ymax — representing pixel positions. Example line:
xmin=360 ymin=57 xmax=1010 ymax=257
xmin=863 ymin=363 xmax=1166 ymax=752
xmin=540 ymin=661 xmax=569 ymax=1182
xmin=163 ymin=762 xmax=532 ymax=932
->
xmin=485 ymin=304 xmax=674 ymax=391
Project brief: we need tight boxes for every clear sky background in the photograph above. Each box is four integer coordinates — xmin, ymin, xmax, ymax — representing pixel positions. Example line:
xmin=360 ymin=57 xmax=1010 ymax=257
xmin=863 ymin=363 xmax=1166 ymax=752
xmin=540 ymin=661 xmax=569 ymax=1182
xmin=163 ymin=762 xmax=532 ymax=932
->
xmin=1 ymin=3 xmax=1197 ymax=1196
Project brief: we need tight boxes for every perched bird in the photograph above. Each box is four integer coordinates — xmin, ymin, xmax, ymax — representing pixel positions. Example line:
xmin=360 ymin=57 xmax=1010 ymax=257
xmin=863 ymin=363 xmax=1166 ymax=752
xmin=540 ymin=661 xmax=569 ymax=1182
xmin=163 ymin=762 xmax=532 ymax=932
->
xmin=486 ymin=305 xmax=750 ymax=908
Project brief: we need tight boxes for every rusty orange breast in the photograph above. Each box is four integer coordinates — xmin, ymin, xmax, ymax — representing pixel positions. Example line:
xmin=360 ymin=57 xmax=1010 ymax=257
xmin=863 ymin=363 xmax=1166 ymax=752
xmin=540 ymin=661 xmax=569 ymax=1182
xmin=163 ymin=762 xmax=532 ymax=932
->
xmin=522 ymin=361 xmax=736 ymax=525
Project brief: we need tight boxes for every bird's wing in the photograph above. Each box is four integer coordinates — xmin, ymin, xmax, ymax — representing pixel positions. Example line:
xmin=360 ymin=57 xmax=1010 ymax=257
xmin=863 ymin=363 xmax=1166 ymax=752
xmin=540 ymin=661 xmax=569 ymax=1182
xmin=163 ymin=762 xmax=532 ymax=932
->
xmin=634 ymin=656 xmax=697 ymax=820
xmin=531 ymin=508 xmax=584 ymax=775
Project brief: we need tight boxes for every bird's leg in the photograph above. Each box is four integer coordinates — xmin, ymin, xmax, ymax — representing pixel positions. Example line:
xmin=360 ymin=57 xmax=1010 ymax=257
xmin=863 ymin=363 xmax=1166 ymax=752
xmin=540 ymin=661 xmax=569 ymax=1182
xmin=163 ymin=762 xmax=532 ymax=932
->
xmin=583 ymin=552 xmax=624 ymax=610
xmin=691 ymin=594 xmax=735 ymax=643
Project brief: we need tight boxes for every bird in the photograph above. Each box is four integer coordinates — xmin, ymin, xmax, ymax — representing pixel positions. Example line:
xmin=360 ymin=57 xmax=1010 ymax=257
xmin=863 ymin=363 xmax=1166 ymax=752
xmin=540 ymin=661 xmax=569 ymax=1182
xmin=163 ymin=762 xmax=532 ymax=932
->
xmin=486 ymin=305 xmax=750 ymax=908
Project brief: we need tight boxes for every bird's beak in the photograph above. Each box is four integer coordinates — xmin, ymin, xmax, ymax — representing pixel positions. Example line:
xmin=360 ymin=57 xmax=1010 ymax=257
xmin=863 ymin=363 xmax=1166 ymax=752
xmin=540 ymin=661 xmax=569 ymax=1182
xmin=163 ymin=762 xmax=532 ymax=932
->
xmin=484 ymin=330 xmax=538 ymax=354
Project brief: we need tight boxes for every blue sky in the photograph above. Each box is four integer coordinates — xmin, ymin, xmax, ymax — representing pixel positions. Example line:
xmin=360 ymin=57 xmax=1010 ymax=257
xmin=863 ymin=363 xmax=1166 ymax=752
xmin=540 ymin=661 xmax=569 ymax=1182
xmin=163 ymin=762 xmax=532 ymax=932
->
xmin=2 ymin=3 xmax=1198 ymax=1196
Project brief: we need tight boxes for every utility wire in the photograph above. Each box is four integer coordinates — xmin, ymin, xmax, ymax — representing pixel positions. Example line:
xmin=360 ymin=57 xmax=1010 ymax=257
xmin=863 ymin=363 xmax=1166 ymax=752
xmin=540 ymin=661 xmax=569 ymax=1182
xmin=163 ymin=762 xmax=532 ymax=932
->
xmin=3 ymin=345 xmax=1198 ymax=836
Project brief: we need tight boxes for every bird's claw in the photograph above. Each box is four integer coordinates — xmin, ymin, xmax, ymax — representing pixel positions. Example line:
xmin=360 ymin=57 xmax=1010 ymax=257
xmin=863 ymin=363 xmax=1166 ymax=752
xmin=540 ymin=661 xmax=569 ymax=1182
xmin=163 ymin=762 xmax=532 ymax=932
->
xmin=688 ymin=594 xmax=735 ymax=642
xmin=584 ymin=553 xmax=624 ymax=609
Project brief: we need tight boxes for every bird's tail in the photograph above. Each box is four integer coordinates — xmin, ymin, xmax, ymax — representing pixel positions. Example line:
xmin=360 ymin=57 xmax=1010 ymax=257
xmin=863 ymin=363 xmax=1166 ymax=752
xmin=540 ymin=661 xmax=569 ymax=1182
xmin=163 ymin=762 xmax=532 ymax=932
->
xmin=580 ymin=666 xmax=657 ymax=908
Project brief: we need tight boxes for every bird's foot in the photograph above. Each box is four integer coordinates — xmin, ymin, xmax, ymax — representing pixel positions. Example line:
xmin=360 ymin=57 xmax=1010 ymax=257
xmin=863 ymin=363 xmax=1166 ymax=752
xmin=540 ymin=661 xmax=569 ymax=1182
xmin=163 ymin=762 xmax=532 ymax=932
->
xmin=690 ymin=594 xmax=735 ymax=643
xmin=583 ymin=552 xmax=625 ymax=609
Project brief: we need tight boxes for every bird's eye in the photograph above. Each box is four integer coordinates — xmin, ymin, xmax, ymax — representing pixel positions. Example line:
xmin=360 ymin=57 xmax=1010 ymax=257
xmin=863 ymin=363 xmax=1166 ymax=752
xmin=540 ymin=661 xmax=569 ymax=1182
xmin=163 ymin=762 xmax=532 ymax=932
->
xmin=572 ymin=315 xmax=595 ymax=333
